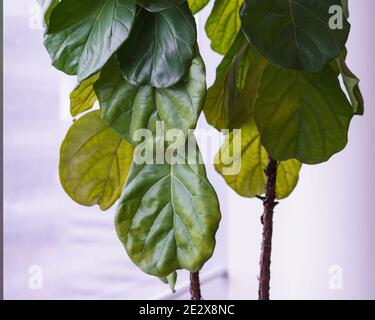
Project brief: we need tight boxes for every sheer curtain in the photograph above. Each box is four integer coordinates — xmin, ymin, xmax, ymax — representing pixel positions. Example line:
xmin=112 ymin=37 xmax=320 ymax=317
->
xmin=4 ymin=0 xmax=228 ymax=300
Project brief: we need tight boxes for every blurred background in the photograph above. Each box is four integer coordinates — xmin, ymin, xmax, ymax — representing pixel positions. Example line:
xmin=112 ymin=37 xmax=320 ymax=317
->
xmin=3 ymin=0 xmax=375 ymax=300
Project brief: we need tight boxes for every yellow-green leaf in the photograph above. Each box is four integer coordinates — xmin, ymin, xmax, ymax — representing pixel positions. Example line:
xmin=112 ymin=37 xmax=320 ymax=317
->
xmin=60 ymin=110 xmax=134 ymax=211
xmin=188 ymin=0 xmax=209 ymax=14
xmin=205 ymin=0 xmax=244 ymax=55
xmin=70 ymin=73 xmax=100 ymax=117
xmin=215 ymin=116 xmax=301 ymax=199
xmin=204 ymin=33 xmax=266 ymax=130
xmin=159 ymin=272 xmax=177 ymax=293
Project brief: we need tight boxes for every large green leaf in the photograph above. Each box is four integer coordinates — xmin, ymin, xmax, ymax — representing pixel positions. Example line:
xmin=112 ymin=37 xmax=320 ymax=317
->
xmin=215 ymin=116 xmax=301 ymax=199
xmin=241 ymin=0 xmax=350 ymax=72
xmin=60 ymin=110 xmax=134 ymax=211
xmin=136 ymin=0 xmax=186 ymax=11
xmin=188 ymin=0 xmax=210 ymax=14
xmin=94 ymin=54 xmax=206 ymax=144
xmin=337 ymin=50 xmax=364 ymax=116
xmin=70 ymin=73 xmax=100 ymax=117
xmin=204 ymin=33 xmax=266 ymax=130
xmin=205 ymin=0 xmax=244 ymax=55
xmin=37 ymin=0 xmax=59 ymax=25
xmin=254 ymin=64 xmax=353 ymax=164
xmin=118 ymin=3 xmax=196 ymax=88
xmin=116 ymin=140 xmax=221 ymax=277
xmin=44 ymin=0 xmax=136 ymax=81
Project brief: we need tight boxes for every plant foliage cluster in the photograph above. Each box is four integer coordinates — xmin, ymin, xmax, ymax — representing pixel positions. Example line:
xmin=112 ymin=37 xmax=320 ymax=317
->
xmin=38 ymin=0 xmax=362 ymax=293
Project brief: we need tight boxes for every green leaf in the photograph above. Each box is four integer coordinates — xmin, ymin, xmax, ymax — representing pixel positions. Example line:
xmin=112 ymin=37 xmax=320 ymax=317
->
xmin=118 ymin=3 xmax=196 ymax=88
xmin=94 ymin=54 xmax=206 ymax=144
xmin=188 ymin=0 xmax=210 ymax=14
xmin=37 ymin=0 xmax=59 ymax=25
xmin=136 ymin=0 xmax=186 ymax=11
xmin=337 ymin=50 xmax=364 ymax=115
xmin=254 ymin=64 xmax=353 ymax=164
xmin=205 ymin=0 xmax=244 ymax=55
xmin=60 ymin=110 xmax=134 ymax=211
xmin=204 ymin=33 xmax=267 ymax=130
xmin=44 ymin=0 xmax=136 ymax=81
xmin=215 ymin=116 xmax=301 ymax=199
xmin=115 ymin=140 xmax=221 ymax=277
xmin=70 ymin=73 xmax=100 ymax=117
xmin=341 ymin=0 xmax=349 ymax=18
xmin=241 ymin=0 xmax=351 ymax=72
xmin=159 ymin=272 xmax=177 ymax=293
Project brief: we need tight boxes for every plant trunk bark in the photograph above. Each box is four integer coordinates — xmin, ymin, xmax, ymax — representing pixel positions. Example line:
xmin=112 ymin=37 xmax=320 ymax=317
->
xmin=190 ymin=272 xmax=202 ymax=300
xmin=258 ymin=157 xmax=278 ymax=300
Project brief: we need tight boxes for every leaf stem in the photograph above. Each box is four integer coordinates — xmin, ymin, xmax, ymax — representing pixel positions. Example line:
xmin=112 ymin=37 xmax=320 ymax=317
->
xmin=190 ymin=272 xmax=202 ymax=300
xmin=258 ymin=157 xmax=278 ymax=300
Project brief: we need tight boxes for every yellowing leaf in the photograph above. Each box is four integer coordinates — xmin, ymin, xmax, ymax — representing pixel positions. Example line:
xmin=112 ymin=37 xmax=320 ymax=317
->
xmin=204 ymin=33 xmax=266 ymax=130
xmin=188 ymin=0 xmax=210 ymax=14
xmin=70 ymin=73 xmax=100 ymax=117
xmin=205 ymin=0 xmax=244 ymax=55
xmin=60 ymin=110 xmax=134 ymax=211
xmin=215 ymin=117 xmax=301 ymax=199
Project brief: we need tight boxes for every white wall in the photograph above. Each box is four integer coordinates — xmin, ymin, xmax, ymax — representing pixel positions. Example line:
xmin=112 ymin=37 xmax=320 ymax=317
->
xmin=226 ymin=0 xmax=375 ymax=300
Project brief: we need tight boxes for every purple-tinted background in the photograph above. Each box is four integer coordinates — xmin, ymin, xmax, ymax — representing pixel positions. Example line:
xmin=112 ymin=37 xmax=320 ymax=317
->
xmin=3 ymin=0 xmax=375 ymax=300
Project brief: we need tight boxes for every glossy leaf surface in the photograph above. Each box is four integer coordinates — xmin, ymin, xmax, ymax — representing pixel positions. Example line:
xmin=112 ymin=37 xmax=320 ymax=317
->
xmin=60 ymin=110 xmax=134 ymax=210
xmin=116 ymin=141 xmax=221 ymax=277
xmin=254 ymin=64 xmax=353 ymax=164
xmin=118 ymin=3 xmax=196 ymax=88
xmin=136 ymin=0 xmax=186 ymax=11
xmin=241 ymin=0 xmax=350 ymax=72
xmin=45 ymin=0 xmax=136 ymax=81
xmin=94 ymin=54 xmax=206 ymax=144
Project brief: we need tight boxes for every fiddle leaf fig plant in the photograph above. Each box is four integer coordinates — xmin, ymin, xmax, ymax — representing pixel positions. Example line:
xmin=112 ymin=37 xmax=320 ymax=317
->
xmin=39 ymin=0 xmax=363 ymax=300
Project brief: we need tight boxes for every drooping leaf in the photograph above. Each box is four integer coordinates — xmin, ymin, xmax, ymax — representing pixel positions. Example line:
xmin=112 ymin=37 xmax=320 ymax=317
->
xmin=60 ymin=110 xmax=134 ymax=211
xmin=136 ymin=0 xmax=186 ymax=11
xmin=204 ymin=33 xmax=267 ymax=130
xmin=44 ymin=0 xmax=136 ymax=81
xmin=159 ymin=272 xmax=177 ymax=293
xmin=37 ymin=0 xmax=59 ymax=25
xmin=115 ymin=139 xmax=221 ymax=277
xmin=205 ymin=0 xmax=244 ymax=55
xmin=94 ymin=54 xmax=206 ymax=144
xmin=241 ymin=0 xmax=351 ymax=72
xmin=337 ymin=50 xmax=364 ymax=115
xmin=188 ymin=0 xmax=210 ymax=14
xmin=254 ymin=64 xmax=353 ymax=164
xmin=215 ymin=116 xmax=301 ymax=199
xmin=70 ymin=73 xmax=100 ymax=117
xmin=118 ymin=3 xmax=196 ymax=88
